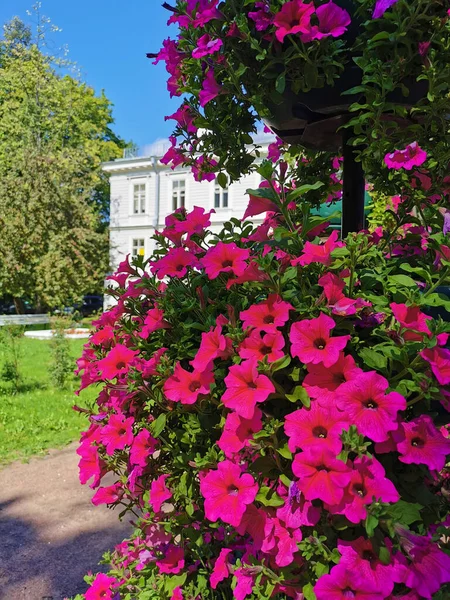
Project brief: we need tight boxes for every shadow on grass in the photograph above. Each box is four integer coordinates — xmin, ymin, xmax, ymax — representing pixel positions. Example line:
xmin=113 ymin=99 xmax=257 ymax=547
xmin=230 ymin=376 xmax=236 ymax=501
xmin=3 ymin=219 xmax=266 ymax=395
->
xmin=0 ymin=381 xmax=47 ymax=395
xmin=0 ymin=496 xmax=130 ymax=599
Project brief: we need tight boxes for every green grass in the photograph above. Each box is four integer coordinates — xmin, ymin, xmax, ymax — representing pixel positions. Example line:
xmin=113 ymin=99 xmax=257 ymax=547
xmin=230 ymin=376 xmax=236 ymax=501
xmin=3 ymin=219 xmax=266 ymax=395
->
xmin=0 ymin=337 xmax=97 ymax=467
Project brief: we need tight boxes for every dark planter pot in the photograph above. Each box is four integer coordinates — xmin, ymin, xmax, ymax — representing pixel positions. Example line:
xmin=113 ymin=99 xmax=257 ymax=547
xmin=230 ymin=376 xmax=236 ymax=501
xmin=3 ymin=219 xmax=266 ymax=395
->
xmin=262 ymin=1 xmax=427 ymax=150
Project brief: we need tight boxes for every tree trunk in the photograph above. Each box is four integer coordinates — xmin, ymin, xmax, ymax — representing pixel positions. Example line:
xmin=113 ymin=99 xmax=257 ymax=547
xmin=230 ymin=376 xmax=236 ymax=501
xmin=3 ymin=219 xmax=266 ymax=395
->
xmin=13 ymin=297 xmax=25 ymax=314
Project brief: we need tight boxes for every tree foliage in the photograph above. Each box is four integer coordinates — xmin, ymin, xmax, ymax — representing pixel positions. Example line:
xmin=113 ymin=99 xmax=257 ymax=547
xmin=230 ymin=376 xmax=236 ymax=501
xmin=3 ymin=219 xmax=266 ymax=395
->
xmin=0 ymin=11 xmax=125 ymax=310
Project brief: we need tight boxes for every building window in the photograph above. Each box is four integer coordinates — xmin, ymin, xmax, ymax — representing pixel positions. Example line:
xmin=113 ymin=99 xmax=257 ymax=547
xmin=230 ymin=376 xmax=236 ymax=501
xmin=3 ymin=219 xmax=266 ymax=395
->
xmin=132 ymin=238 xmax=145 ymax=257
xmin=172 ymin=179 xmax=186 ymax=211
xmin=214 ymin=181 xmax=229 ymax=209
xmin=133 ymin=183 xmax=146 ymax=214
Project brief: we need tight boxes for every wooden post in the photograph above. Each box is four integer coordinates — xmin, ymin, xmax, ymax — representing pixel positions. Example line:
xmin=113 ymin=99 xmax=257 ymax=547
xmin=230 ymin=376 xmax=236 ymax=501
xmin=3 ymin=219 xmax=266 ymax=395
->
xmin=341 ymin=126 xmax=365 ymax=236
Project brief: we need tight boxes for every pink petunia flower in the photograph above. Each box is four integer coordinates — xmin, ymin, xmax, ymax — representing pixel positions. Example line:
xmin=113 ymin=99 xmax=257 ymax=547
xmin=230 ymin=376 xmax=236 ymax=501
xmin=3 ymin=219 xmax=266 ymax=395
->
xmin=192 ymin=33 xmax=223 ymax=58
xmin=397 ymin=528 xmax=450 ymax=599
xmin=90 ymin=326 xmax=115 ymax=348
xmin=200 ymin=460 xmax=258 ymax=527
xmin=393 ymin=415 xmax=450 ymax=471
xmin=101 ymin=413 xmax=135 ymax=455
xmin=191 ymin=155 xmax=218 ymax=182
xmin=384 ymin=142 xmax=427 ymax=170
xmin=373 ymin=0 xmax=399 ymax=19
xmin=222 ymin=359 xmax=275 ymax=419
xmin=276 ymin=482 xmax=321 ymax=528
xmin=234 ymin=568 xmax=254 ymax=600
xmin=191 ymin=324 xmax=233 ymax=371
xmin=199 ymin=68 xmax=222 ymax=106
xmin=156 ymin=545 xmax=185 ymax=574
xmin=336 ymin=371 xmax=406 ymax=442
xmin=97 ymin=344 xmax=139 ymax=380
xmin=201 ymin=241 xmax=250 ymax=279
xmin=306 ymin=1 xmax=351 ymax=42
xmin=163 ymin=362 xmax=214 ymax=404
xmin=151 ymin=247 xmax=199 ymax=279
xmin=218 ymin=408 xmax=263 ymax=457
xmin=420 ymin=346 xmax=450 ymax=385
xmin=338 ymin=537 xmax=401 ymax=597
xmin=318 ymin=272 xmax=357 ymax=316
xmin=390 ymin=302 xmax=431 ymax=342
xmin=240 ymin=294 xmax=294 ymax=333
xmin=242 ymin=186 xmax=279 ymax=220
xmin=273 ymin=0 xmax=315 ymax=43
xmin=262 ymin=517 xmax=302 ymax=567
xmin=130 ymin=429 xmax=158 ymax=467
xmin=239 ymin=329 xmax=285 ymax=363
xmin=150 ymin=474 xmax=172 ymax=513
xmin=293 ymin=229 xmax=344 ymax=267
xmin=210 ymin=548 xmax=232 ymax=588
xmin=171 ymin=588 xmax=183 ymax=600
xmin=85 ymin=572 xmax=118 ymax=600
xmin=249 ymin=2 xmax=274 ymax=31
xmin=91 ymin=482 xmax=124 ymax=506
xmin=292 ymin=449 xmax=352 ymax=505
xmin=165 ymin=103 xmax=198 ymax=134
xmin=138 ymin=306 xmax=169 ymax=339
xmin=328 ymin=455 xmax=399 ymax=523
xmin=77 ymin=441 xmax=106 ymax=489
xmin=315 ymin=564 xmax=382 ymax=600
xmin=285 ymin=402 xmax=348 ymax=454
xmin=173 ymin=206 xmax=213 ymax=236
xmin=289 ymin=312 xmax=350 ymax=368
xmin=303 ymin=352 xmax=363 ymax=406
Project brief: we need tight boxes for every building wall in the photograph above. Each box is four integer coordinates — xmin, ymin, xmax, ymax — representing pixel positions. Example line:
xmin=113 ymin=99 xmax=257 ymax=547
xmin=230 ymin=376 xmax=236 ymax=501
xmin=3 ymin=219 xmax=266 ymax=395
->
xmin=106 ymin=159 xmax=265 ymax=275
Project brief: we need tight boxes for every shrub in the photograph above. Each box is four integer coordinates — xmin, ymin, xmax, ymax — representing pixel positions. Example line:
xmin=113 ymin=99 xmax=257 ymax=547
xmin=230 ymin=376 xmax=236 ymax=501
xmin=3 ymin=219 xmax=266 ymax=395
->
xmin=49 ymin=318 xmax=73 ymax=389
xmin=0 ymin=324 xmax=24 ymax=393
xmin=75 ymin=156 xmax=450 ymax=599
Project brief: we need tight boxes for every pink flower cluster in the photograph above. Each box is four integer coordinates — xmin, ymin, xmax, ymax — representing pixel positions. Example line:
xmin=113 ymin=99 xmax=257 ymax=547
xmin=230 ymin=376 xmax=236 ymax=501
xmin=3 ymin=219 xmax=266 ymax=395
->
xmin=78 ymin=199 xmax=450 ymax=599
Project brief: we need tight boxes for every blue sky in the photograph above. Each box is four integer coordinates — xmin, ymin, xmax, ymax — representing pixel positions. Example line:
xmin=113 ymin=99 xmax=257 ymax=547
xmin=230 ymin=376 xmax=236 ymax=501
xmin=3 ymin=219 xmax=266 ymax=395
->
xmin=0 ymin=1 xmax=180 ymax=148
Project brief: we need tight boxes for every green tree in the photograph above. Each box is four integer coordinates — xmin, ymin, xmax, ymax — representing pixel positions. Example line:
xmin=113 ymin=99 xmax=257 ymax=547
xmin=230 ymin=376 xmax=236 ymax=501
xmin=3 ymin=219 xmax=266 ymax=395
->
xmin=0 ymin=10 xmax=125 ymax=312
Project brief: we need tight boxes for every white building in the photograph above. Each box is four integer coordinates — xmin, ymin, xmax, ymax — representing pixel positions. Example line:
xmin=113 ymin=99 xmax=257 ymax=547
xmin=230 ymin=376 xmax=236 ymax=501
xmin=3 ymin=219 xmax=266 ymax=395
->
xmin=102 ymin=136 xmax=274 ymax=273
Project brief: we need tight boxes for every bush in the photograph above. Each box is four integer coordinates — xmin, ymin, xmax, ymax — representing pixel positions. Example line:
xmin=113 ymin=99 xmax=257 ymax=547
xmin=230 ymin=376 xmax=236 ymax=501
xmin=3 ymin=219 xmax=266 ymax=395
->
xmin=49 ymin=318 xmax=74 ymax=389
xmin=0 ymin=324 xmax=24 ymax=393
xmin=75 ymin=156 xmax=450 ymax=599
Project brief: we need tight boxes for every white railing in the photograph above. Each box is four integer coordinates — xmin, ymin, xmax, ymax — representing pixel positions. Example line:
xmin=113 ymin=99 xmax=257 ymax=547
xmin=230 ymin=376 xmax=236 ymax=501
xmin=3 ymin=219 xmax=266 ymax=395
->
xmin=0 ymin=314 xmax=50 ymax=326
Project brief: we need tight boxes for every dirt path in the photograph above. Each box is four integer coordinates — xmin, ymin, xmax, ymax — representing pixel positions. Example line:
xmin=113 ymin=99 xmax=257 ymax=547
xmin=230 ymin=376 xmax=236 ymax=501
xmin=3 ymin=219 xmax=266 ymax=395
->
xmin=0 ymin=443 xmax=132 ymax=600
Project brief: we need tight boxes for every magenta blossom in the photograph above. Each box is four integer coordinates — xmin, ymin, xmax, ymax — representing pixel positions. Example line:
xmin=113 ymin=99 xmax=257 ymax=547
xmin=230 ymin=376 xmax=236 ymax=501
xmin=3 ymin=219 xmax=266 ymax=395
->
xmin=421 ymin=346 xmax=450 ymax=385
xmin=315 ymin=564 xmax=383 ymax=600
xmin=248 ymin=2 xmax=273 ymax=31
xmin=240 ymin=294 xmax=294 ymax=333
xmin=289 ymin=312 xmax=350 ymax=368
xmin=292 ymin=449 xmax=352 ymax=505
xmin=218 ymin=409 xmax=263 ymax=457
xmin=373 ymin=0 xmax=399 ymax=20
xmin=192 ymin=33 xmax=223 ymax=58
xmin=239 ymin=329 xmax=285 ymax=363
xmin=151 ymin=247 xmax=199 ymax=279
xmin=303 ymin=352 xmax=363 ymax=406
xmin=200 ymin=460 xmax=258 ymax=527
xmin=130 ymin=429 xmax=158 ymax=467
xmin=273 ymin=0 xmax=315 ymax=43
xmin=156 ymin=545 xmax=185 ymax=574
xmin=293 ymin=229 xmax=344 ymax=266
xmin=199 ymin=69 xmax=222 ymax=106
xmin=336 ymin=371 xmax=406 ymax=442
xmin=306 ymin=2 xmax=351 ymax=42
xmin=165 ymin=104 xmax=198 ymax=134
xmin=384 ymin=142 xmax=427 ymax=170
xmin=191 ymin=155 xmax=219 ymax=182
xmin=101 ymin=414 xmax=135 ymax=455
xmin=191 ymin=323 xmax=232 ymax=371
xmin=222 ymin=358 xmax=275 ymax=419
xmin=150 ymin=474 xmax=172 ymax=513
xmin=201 ymin=241 xmax=250 ymax=280
xmin=164 ymin=362 xmax=214 ymax=404
xmin=97 ymin=344 xmax=138 ymax=380
xmin=284 ymin=402 xmax=348 ymax=454
xmin=210 ymin=548 xmax=232 ymax=588
xmin=394 ymin=415 xmax=450 ymax=471
xmin=85 ymin=573 xmax=118 ymax=600
xmin=91 ymin=482 xmax=123 ymax=506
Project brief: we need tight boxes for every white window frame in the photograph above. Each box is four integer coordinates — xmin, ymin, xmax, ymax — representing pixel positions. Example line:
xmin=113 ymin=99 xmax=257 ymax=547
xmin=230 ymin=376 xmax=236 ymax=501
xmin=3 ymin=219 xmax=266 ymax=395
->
xmin=131 ymin=237 xmax=145 ymax=258
xmin=171 ymin=179 xmax=186 ymax=211
xmin=213 ymin=180 xmax=230 ymax=210
xmin=130 ymin=181 xmax=147 ymax=215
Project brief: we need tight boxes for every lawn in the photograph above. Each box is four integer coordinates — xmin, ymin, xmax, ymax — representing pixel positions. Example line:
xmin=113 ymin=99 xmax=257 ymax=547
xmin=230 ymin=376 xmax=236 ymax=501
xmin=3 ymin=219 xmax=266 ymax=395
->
xmin=0 ymin=336 xmax=97 ymax=467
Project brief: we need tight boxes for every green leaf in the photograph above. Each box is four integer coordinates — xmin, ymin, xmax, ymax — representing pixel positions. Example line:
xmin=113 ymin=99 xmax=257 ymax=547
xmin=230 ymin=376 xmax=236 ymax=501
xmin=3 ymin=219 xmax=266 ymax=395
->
xmin=275 ymin=72 xmax=286 ymax=94
xmin=379 ymin=546 xmax=391 ymax=565
xmin=365 ymin=514 xmax=379 ymax=536
xmin=270 ymin=354 xmax=291 ymax=373
xmin=277 ymin=444 xmax=292 ymax=459
xmin=358 ymin=348 xmax=387 ymax=371
xmin=388 ymin=500 xmax=423 ymax=526
xmin=150 ymin=413 xmax=167 ymax=437
xmin=256 ymin=486 xmax=284 ymax=507
xmin=279 ymin=474 xmax=292 ymax=488
xmin=286 ymin=181 xmax=324 ymax=202
xmin=217 ymin=172 xmax=228 ymax=189
xmin=388 ymin=274 xmax=417 ymax=288
xmin=164 ymin=573 xmax=187 ymax=594
xmin=286 ymin=385 xmax=311 ymax=407
xmin=303 ymin=582 xmax=317 ymax=600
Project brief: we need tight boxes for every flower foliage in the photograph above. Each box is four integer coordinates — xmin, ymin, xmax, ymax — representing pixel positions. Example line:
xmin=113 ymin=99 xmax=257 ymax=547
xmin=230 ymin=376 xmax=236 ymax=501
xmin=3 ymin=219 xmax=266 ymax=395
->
xmin=75 ymin=157 xmax=450 ymax=599
xmin=149 ymin=0 xmax=450 ymax=187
